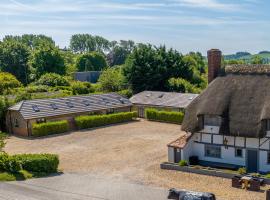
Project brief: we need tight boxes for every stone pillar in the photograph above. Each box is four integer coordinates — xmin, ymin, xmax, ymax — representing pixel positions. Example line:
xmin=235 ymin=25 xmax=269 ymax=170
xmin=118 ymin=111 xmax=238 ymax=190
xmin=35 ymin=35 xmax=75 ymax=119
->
xmin=207 ymin=49 xmax=222 ymax=84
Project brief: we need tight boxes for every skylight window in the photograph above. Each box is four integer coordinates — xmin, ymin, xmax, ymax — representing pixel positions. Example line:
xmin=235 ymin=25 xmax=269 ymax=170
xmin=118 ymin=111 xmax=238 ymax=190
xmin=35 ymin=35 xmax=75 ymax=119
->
xmin=82 ymin=100 xmax=90 ymax=106
xmin=66 ymin=102 xmax=74 ymax=108
xmin=50 ymin=103 xmax=58 ymax=110
xmin=32 ymin=105 xmax=40 ymax=112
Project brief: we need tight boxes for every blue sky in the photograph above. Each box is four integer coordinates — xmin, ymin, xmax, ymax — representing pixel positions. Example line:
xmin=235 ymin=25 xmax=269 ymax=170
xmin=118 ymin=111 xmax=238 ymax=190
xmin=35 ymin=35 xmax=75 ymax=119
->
xmin=0 ymin=0 xmax=269 ymax=54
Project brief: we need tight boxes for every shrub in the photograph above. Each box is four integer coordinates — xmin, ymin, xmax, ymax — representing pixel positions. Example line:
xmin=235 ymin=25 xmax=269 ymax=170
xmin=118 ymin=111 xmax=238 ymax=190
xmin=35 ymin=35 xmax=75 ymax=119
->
xmin=0 ymin=172 xmax=16 ymax=181
xmin=179 ymin=160 xmax=188 ymax=166
xmin=13 ymin=154 xmax=59 ymax=173
xmin=167 ymin=77 xmax=201 ymax=93
xmin=0 ymin=153 xmax=22 ymax=173
xmin=145 ymin=108 xmax=184 ymax=124
xmin=238 ymin=167 xmax=246 ymax=175
xmin=71 ymin=81 xmax=94 ymax=95
xmin=117 ymin=89 xmax=133 ymax=98
xmin=34 ymin=73 xmax=70 ymax=87
xmin=75 ymin=112 xmax=137 ymax=130
xmin=32 ymin=120 xmax=69 ymax=137
xmin=0 ymin=72 xmax=22 ymax=94
xmin=265 ymin=173 xmax=270 ymax=179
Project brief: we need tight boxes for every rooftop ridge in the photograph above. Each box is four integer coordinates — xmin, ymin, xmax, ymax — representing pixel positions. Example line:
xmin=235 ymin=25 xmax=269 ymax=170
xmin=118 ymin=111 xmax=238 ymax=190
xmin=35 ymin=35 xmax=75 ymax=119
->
xmin=225 ymin=64 xmax=270 ymax=75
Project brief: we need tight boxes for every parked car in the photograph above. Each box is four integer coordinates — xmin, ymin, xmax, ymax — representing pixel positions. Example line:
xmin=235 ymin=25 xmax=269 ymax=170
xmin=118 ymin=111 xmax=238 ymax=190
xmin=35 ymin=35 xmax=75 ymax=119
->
xmin=168 ymin=188 xmax=216 ymax=200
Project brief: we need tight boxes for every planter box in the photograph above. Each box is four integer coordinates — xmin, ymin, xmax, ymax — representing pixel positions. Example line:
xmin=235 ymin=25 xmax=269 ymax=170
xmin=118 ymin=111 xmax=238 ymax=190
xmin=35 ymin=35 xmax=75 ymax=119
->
xmin=160 ymin=162 xmax=270 ymax=184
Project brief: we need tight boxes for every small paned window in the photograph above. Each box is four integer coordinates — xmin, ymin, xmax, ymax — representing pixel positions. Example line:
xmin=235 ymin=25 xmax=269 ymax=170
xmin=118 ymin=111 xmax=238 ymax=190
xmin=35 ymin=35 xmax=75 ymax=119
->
xmin=205 ymin=145 xmax=221 ymax=158
xmin=14 ymin=119 xmax=19 ymax=127
xmin=235 ymin=148 xmax=243 ymax=157
xmin=32 ymin=105 xmax=40 ymax=112
xmin=267 ymin=152 xmax=270 ymax=164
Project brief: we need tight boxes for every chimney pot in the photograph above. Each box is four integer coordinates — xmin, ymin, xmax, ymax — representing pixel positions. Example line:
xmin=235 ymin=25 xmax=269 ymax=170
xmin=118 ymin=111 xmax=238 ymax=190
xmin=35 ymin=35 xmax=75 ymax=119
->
xmin=207 ymin=49 xmax=222 ymax=84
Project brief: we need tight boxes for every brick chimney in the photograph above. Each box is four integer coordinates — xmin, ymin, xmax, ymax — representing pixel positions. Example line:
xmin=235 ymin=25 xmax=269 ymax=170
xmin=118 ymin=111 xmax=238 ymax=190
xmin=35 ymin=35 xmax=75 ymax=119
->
xmin=207 ymin=49 xmax=222 ymax=84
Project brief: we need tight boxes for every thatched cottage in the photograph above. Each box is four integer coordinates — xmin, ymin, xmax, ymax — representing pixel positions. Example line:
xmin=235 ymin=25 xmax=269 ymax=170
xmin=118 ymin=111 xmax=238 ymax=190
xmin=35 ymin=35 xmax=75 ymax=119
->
xmin=6 ymin=93 xmax=132 ymax=136
xmin=130 ymin=91 xmax=198 ymax=118
xmin=168 ymin=49 xmax=270 ymax=173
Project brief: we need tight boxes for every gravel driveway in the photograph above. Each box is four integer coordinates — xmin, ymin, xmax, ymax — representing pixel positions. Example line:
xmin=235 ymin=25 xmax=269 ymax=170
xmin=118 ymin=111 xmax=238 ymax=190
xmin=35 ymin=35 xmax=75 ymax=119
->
xmin=5 ymin=120 xmax=267 ymax=200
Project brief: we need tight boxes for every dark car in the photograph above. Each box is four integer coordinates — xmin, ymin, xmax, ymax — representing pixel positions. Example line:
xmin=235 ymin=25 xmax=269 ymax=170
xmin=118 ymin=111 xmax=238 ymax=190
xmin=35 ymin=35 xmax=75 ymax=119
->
xmin=168 ymin=188 xmax=216 ymax=200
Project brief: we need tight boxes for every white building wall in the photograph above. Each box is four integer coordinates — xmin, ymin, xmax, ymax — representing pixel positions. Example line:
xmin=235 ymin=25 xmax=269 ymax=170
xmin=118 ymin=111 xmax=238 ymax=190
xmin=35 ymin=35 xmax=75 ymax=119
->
xmin=182 ymin=137 xmax=194 ymax=162
xmin=246 ymin=138 xmax=259 ymax=148
xmin=213 ymin=135 xmax=223 ymax=144
xmin=201 ymin=134 xmax=211 ymax=143
xmin=203 ymin=126 xmax=220 ymax=134
xmin=168 ymin=147 xmax=175 ymax=163
xmin=235 ymin=137 xmax=245 ymax=147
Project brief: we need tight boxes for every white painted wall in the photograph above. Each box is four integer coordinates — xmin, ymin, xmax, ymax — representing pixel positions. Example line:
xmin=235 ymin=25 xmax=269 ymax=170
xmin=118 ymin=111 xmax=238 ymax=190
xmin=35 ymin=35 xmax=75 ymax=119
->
xmin=203 ymin=126 xmax=220 ymax=134
xmin=246 ymin=138 xmax=259 ymax=148
xmin=201 ymin=134 xmax=211 ymax=143
xmin=213 ymin=135 xmax=223 ymax=144
xmin=259 ymin=151 xmax=270 ymax=172
xmin=182 ymin=137 xmax=194 ymax=162
xmin=235 ymin=137 xmax=245 ymax=147
xmin=168 ymin=147 xmax=175 ymax=163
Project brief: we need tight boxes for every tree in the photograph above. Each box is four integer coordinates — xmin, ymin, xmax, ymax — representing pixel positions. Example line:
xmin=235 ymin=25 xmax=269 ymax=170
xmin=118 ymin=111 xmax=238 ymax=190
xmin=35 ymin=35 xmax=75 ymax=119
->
xmin=123 ymin=44 xmax=193 ymax=93
xmin=3 ymin=34 xmax=55 ymax=50
xmin=97 ymin=67 xmax=126 ymax=92
xmin=0 ymin=72 xmax=22 ymax=94
xmin=75 ymin=52 xmax=107 ymax=71
xmin=70 ymin=34 xmax=110 ymax=53
xmin=251 ymin=55 xmax=264 ymax=64
xmin=167 ymin=78 xmax=201 ymax=93
xmin=0 ymin=40 xmax=30 ymax=84
xmin=107 ymin=40 xmax=135 ymax=66
xmin=34 ymin=73 xmax=70 ymax=87
xmin=28 ymin=44 xmax=65 ymax=79
xmin=71 ymin=81 xmax=94 ymax=95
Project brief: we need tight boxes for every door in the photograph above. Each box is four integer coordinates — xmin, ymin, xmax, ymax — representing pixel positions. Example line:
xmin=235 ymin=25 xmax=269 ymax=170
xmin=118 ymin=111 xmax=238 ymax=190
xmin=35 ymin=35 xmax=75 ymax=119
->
xmin=138 ymin=107 xmax=145 ymax=118
xmin=246 ymin=149 xmax=258 ymax=172
xmin=174 ymin=148 xmax=181 ymax=163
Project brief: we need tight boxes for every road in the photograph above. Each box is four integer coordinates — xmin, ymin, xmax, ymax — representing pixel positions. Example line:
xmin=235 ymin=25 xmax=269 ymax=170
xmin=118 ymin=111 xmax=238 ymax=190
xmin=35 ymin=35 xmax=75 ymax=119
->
xmin=0 ymin=173 xmax=168 ymax=200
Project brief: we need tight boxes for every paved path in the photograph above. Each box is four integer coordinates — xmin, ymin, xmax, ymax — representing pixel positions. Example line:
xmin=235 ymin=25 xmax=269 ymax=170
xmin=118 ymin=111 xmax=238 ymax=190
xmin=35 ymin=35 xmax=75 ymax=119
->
xmin=0 ymin=173 xmax=168 ymax=200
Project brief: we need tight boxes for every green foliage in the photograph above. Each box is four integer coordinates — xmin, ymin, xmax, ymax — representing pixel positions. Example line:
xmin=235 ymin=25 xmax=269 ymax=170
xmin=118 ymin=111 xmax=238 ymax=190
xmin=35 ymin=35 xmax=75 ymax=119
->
xmin=32 ymin=120 xmax=69 ymax=137
xmin=70 ymin=81 xmax=94 ymax=95
xmin=3 ymin=34 xmax=55 ymax=50
xmin=179 ymin=160 xmax=188 ymax=166
xmin=123 ymin=44 xmax=194 ymax=93
xmin=75 ymin=52 xmax=108 ymax=72
xmin=145 ymin=108 xmax=184 ymax=124
xmin=97 ymin=67 xmax=126 ymax=92
xmin=34 ymin=73 xmax=70 ymax=87
xmin=0 ymin=40 xmax=30 ymax=84
xmin=0 ymin=153 xmax=22 ymax=173
xmin=265 ymin=173 xmax=270 ymax=179
xmin=238 ymin=167 xmax=246 ymax=175
xmin=13 ymin=154 xmax=59 ymax=173
xmin=117 ymin=89 xmax=133 ymax=98
xmin=0 ymin=172 xmax=16 ymax=181
xmin=75 ymin=112 xmax=137 ymax=130
xmin=28 ymin=44 xmax=65 ymax=79
xmin=15 ymin=170 xmax=33 ymax=180
xmin=251 ymin=55 xmax=264 ymax=64
xmin=0 ymin=133 xmax=7 ymax=152
xmin=70 ymin=34 xmax=110 ymax=53
xmin=0 ymin=72 xmax=22 ymax=94
xmin=0 ymin=97 xmax=13 ymax=131
xmin=167 ymin=78 xmax=201 ymax=93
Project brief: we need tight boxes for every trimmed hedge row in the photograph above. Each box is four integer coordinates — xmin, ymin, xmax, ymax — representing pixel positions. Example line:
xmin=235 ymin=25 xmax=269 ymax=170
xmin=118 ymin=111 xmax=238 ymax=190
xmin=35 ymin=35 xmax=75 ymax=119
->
xmin=32 ymin=120 xmax=69 ymax=137
xmin=145 ymin=108 xmax=184 ymax=124
xmin=0 ymin=153 xmax=59 ymax=173
xmin=75 ymin=112 xmax=137 ymax=130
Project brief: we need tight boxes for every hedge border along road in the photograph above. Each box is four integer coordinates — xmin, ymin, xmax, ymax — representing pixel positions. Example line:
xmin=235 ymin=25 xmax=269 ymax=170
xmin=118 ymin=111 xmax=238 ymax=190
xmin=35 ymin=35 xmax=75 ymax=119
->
xmin=75 ymin=111 xmax=137 ymax=130
xmin=32 ymin=120 xmax=69 ymax=137
xmin=145 ymin=108 xmax=184 ymax=124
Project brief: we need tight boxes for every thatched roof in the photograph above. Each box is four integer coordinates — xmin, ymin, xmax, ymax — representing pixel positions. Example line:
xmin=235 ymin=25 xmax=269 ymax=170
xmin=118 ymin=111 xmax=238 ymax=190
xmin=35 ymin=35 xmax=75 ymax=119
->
xmin=182 ymin=65 xmax=270 ymax=138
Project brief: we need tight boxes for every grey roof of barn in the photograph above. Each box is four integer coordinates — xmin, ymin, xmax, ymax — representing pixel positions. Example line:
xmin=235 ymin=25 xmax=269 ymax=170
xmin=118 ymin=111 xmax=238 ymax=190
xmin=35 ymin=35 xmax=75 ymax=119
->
xmin=8 ymin=93 xmax=132 ymax=120
xmin=129 ymin=91 xmax=199 ymax=109
xmin=182 ymin=64 xmax=270 ymax=138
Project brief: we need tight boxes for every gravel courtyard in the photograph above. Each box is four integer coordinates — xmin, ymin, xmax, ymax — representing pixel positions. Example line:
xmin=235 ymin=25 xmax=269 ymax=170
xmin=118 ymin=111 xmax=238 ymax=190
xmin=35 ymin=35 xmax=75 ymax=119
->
xmin=5 ymin=120 xmax=267 ymax=200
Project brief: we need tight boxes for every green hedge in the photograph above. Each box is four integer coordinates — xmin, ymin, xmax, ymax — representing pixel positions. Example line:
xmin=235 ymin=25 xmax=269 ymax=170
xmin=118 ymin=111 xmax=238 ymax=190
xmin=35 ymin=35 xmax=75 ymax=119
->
xmin=145 ymin=108 xmax=184 ymax=124
xmin=12 ymin=154 xmax=59 ymax=173
xmin=0 ymin=153 xmax=59 ymax=174
xmin=75 ymin=112 xmax=137 ymax=130
xmin=32 ymin=120 xmax=69 ymax=137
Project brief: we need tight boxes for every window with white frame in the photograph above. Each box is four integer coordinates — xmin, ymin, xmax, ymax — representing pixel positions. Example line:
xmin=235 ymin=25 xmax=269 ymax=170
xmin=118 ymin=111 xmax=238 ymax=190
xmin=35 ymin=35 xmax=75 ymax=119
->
xmin=205 ymin=145 xmax=221 ymax=158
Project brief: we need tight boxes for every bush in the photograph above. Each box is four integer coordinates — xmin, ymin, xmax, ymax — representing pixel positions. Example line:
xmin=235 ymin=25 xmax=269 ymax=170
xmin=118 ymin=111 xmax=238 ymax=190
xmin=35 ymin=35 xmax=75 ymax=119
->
xmin=145 ymin=108 xmax=184 ymax=124
xmin=167 ymin=77 xmax=201 ymax=93
xmin=75 ymin=112 xmax=137 ymax=130
xmin=0 ymin=172 xmax=16 ymax=181
xmin=34 ymin=73 xmax=70 ymax=87
xmin=179 ymin=160 xmax=188 ymax=166
xmin=71 ymin=81 xmax=94 ymax=95
xmin=13 ymin=154 xmax=59 ymax=173
xmin=0 ymin=72 xmax=22 ymax=94
xmin=117 ymin=89 xmax=133 ymax=98
xmin=32 ymin=120 xmax=69 ymax=137
xmin=0 ymin=153 xmax=22 ymax=173
xmin=238 ymin=167 xmax=246 ymax=175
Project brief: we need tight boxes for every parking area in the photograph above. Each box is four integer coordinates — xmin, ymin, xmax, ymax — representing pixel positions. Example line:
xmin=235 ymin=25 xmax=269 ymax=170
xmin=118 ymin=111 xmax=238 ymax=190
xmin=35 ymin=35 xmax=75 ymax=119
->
xmin=5 ymin=120 xmax=267 ymax=200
